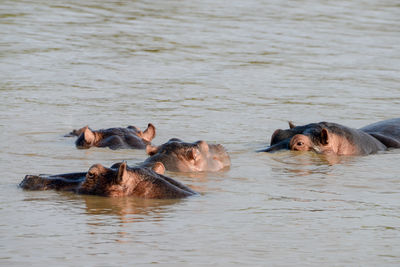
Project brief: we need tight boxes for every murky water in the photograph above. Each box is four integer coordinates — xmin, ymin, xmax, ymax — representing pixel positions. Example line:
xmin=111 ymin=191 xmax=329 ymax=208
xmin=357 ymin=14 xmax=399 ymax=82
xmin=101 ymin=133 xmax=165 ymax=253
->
xmin=1 ymin=0 xmax=400 ymax=265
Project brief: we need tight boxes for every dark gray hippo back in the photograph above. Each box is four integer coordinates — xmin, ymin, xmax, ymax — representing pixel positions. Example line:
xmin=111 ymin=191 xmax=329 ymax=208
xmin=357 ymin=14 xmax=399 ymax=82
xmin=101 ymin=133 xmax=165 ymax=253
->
xmin=359 ymin=118 xmax=400 ymax=148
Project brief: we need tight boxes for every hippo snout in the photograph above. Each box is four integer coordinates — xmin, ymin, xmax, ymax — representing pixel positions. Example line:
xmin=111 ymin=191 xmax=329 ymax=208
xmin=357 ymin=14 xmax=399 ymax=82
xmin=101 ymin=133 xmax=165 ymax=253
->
xmin=258 ymin=139 xmax=290 ymax=152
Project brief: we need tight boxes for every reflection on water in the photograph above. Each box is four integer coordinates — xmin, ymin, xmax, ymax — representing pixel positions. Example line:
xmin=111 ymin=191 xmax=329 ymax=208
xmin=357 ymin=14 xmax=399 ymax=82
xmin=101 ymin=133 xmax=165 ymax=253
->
xmin=269 ymin=150 xmax=360 ymax=176
xmin=82 ymin=195 xmax=183 ymax=223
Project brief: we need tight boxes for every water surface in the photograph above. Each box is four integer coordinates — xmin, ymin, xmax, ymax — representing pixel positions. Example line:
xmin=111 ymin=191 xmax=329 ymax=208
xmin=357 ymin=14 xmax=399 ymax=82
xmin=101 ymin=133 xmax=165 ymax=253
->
xmin=1 ymin=0 xmax=400 ymax=265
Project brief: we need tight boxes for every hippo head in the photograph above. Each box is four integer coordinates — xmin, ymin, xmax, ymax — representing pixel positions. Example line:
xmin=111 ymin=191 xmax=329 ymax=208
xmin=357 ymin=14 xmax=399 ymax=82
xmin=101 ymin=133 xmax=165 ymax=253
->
xmin=145 ymin=138 xmax=231 ymax=172
xmin=74 ymin=123 xmax=156 ymax=149
xmin=259 ymin=122 xmax=321 ymax=152
xmin=288 ymin=123 xmax=360 ymax=155
xmin=288 ymin=123 xmax=331 ymax=153
xmin=75 ymin=126 xmax=97 ymax=149
xmin=78 ymin=162 xmax=166 ymax=197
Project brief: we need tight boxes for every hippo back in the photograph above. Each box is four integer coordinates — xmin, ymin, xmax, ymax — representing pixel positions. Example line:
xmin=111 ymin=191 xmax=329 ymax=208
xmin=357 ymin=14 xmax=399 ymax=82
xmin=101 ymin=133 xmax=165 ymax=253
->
xmin=360 ymin=118 xmax=400 ymax=148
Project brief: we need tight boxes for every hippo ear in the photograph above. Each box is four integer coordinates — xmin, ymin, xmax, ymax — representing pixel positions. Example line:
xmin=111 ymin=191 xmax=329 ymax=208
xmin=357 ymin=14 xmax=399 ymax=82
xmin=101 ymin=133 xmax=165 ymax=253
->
xmin=117 ymin=161 xmax=128 ymax=183
xmin=196 ymin=140 xmax=209 ymax=153
xmin=76 ymin=126 xmax=88 ymax=136
xmin=288 ymin=121 xmax=296 ymax=129
xmin=152 ymin=162 xmax=165 ymax=175
xmin=186 ymin=148 xmax=200 ymax=161
xmin=110 ymin=162 xmax=123 ymax=169
xmin=320 ymin=128 xmax=330 ymax=145
xmin=83 ymin=126 xmax=95 ymax=144
xmin=146 ymin=144 xmax=159 ymax=156
xmin=141 ymin=123 xmax=156 ymax=142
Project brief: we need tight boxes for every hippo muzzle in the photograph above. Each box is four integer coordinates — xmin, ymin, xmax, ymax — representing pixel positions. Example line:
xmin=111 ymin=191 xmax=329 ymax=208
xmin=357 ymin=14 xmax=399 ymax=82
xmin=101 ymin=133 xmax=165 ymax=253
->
xmin=257 ymin=139 xmax=290 ymax=152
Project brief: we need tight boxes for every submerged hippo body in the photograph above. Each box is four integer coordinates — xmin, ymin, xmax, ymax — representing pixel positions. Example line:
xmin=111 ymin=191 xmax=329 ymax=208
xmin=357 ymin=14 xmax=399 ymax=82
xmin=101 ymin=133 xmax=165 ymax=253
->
xmin=359 ymin=118 xmax=400 ymax=149
xmin=68 ymin=123 xmax=156 ymax=150
xmin=19 ymin=172 xmax=86 ymax=191
xmin=260 ymin=118 xmax=400 ymax=155
xmin=20 ymin=162 xmax=197 ymax=199
xmin=143 ymin=138 xmax=231 ymax=172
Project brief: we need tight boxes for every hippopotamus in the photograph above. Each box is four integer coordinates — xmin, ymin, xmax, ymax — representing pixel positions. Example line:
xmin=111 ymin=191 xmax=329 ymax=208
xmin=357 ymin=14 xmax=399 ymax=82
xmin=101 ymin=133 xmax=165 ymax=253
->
xmin=19 ymin=162 xmax=197 ymax=199
xmin=143 ymin=138 xmax=231 ymax=172
xmin=259 ymin=118 xmax=400 ymax=155
xmin=19 ymin=171 xmax=86 ymax=191
xmin=66 ymin=123 xmax=156 ymax=150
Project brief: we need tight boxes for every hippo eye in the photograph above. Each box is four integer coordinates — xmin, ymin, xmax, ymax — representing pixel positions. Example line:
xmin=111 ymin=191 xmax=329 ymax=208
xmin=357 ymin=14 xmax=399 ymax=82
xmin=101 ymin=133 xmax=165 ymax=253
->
xmin=87 ymin=172 xmax=95 ymax=178
xmin=297 ymin=141 xmax=304 ymax=146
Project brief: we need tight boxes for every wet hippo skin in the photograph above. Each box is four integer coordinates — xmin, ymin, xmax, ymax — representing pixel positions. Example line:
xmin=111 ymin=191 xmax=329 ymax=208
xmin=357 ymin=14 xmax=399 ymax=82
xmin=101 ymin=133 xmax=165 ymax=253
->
xmin=143 ymin=138 xmax=231 ymax=172
xmin=20 ymin=162 xmax=197 ymax=199
xmin=259 ymin=118 xmax=400 ymax=155
xmin=19 ymin=172 xmax=86 ymax=191
xmin=66 ymin=123 xmax=156 ymax=150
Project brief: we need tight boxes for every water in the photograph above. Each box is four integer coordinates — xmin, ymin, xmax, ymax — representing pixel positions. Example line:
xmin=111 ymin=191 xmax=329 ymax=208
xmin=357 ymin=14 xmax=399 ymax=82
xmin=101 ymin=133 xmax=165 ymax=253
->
xmin=1 ymin=0 xmax=400 ymax=265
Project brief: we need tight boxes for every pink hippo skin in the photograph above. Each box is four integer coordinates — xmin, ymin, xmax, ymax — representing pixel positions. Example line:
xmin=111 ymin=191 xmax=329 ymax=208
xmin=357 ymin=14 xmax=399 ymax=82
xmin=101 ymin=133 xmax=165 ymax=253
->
xmin=143 ymin=138 xmax=231 ymax=172
xmin=259 ymin=118 xmax=400 ymax=155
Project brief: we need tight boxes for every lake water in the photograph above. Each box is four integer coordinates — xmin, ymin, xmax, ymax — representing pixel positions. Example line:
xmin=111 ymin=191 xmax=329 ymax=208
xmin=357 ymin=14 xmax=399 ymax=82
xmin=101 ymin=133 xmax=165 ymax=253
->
xmin=1 ymin=0 xmax=400 ymax=265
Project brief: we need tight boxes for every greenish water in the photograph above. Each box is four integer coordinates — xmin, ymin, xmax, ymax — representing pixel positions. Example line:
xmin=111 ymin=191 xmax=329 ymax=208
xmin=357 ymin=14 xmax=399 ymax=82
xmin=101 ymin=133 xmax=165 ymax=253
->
xmin=1 ymin=0 xmax=399 ymax=265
